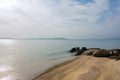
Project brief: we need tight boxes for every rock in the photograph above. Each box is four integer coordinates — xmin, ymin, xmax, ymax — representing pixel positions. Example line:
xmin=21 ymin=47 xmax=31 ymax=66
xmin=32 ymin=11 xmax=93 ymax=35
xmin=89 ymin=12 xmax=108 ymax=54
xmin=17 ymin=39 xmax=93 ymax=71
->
xmin=108 ymin=49 xmax=120 ymax=56
xmin=83 ymin=49 xmax=100 ymax=56
xmin=93 ymin=50 xmax=110 ymax=57
xmin=108 ymin=49 xmax=114 ymax=55
xmin=113 ymin=49 xmax=120 ymax=55
xmin=70 ymin=47 xmax=120 ymax=60
xmin=116 ymin=55 xmax=120 ymax=61
xmin=81 ymin=47 xmax=87 ymax=51
xmin=69 ymin=47 xmax=80 ymax=52
xmin=109 ymin=55 xmax=120 ymax=61
xmin=83 ymin=50 xmax=93 ymax=55
xmin=88 ymin=48 xmax=101 ymax=50
xmin=113 ymin=50 xmax=119 ymax=56
xmin=69 ymin=47 xmax=76 ymax=52
xmin=76 ymin=47 xmax=80 ymax=51
xmin=74 ymin=47 xmax=87 ymax=56
xmin=75 ymin=50 xmax=83 ymax=56
xmin=109 ymin=55 xmax=119 ymax=59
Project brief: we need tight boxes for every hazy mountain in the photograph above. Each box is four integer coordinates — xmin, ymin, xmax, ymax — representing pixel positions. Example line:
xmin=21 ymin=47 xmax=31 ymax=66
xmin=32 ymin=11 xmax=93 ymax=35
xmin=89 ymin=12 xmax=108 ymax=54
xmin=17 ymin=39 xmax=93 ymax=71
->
xmin=21 ymin=37 xmax=68 ymax=40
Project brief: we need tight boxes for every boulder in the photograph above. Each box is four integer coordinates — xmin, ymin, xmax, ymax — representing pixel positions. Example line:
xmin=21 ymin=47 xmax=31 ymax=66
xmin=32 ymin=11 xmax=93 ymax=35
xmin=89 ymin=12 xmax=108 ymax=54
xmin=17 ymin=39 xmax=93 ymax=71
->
xmin=81 ymin=47 xmax=87 ymax=51
xmin=93 ymin=50 xmax=110 ymax=57
xmin=83 ymin=49 xmax=100 ymax=56
xmin=109 ymin=55 xmax=119 ymax=59
xmin=76 ymin=47 xmax=80 ymax=51
xmin=113 ymin=49 xmax=120 ymax=55
xmin=69 ymin=47 xmax=76 ymax=52
xmin=108 ymin=49 xmax=120 ymax=56
xmin=74 ymin=47 xmax=87 ymax=56
xmin=83 ymin=50 xmax=93 ymax=55
xmin=116 ymin=55 xmax=120 ymax=61
xmin=75 ymin=50 xmax=83 ymax=56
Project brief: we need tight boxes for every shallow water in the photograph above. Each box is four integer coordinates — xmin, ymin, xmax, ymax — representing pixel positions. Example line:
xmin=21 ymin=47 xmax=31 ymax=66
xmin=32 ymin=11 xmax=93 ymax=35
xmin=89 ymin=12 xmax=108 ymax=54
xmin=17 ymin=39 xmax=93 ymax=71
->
xmin=0 ymin=39 xmax=120 ymax=80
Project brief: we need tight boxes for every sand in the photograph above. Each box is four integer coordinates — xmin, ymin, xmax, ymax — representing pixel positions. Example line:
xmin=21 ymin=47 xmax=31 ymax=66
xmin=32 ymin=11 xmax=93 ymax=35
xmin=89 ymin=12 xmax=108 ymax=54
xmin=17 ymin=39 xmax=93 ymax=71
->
xmin=33 ymin=55 xmax=120 ymax=80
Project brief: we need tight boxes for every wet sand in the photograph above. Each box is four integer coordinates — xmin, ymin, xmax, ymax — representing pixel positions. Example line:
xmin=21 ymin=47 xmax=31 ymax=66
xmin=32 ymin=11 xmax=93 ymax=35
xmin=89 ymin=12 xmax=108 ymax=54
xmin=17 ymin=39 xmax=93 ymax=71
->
xmin=33 ymin=55 xmax=120 ymax=80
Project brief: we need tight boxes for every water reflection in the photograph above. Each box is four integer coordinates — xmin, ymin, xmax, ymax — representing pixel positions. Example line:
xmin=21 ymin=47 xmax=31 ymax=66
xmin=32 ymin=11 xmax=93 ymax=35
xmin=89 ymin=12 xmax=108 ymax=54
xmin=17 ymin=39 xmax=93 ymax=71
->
xmin=0 ymin=66 xmax=13 ymax=80
xmin=0 ymin=66 xmax=8 ymax=72
xmin=1 ymin=75 xmax=12 ymax=80
xmin=0 ymin=66 xmax=12 ymax=72
xmin=0 ymin=39 xmax=119 ymax=80
xmin=0 ymin=39 xmax=15 ymax=45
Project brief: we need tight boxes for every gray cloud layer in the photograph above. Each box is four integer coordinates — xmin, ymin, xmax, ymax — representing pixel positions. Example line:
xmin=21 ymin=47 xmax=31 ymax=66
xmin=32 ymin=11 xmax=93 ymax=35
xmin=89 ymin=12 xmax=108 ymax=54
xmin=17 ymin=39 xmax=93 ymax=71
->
xmin=0 ymin=0 xmax=120 ymax=39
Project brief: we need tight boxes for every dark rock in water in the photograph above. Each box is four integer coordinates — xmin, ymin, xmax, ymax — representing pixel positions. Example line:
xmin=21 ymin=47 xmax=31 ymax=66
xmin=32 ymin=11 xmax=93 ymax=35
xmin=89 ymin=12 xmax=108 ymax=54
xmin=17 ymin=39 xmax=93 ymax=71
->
xmin=81 ymin=47 xmax=87 ymax=51
xmin=74 ymin=47 xmax=87 ymax=56
xmin=93 ymin=50 xmax=110 ymax=57
xmin=69 ymin=47 xmax=80 ymax=53
xmin=69 ymin=47 xmax=76 ymax=52
xmin=76 ymin=47 xmax=80 ymax=51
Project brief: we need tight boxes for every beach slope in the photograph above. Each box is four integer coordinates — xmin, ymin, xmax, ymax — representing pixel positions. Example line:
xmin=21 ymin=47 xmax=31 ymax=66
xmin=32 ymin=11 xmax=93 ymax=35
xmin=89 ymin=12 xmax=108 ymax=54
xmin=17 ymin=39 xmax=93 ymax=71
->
xmin=33 ymin=56 xmax=120 ymax=80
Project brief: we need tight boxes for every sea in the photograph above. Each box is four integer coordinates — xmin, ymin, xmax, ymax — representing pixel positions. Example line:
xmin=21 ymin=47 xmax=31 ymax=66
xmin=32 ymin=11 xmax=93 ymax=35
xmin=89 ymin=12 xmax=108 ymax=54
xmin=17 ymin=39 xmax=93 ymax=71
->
xmin=0 ymin=39 xmax=120 ymax=80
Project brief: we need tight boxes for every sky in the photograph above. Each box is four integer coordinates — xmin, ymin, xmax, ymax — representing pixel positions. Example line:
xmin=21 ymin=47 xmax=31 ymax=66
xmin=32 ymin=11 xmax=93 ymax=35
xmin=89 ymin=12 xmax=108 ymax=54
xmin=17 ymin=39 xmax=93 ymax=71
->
xmin=0 ymin=0 xmax=120 ymax=39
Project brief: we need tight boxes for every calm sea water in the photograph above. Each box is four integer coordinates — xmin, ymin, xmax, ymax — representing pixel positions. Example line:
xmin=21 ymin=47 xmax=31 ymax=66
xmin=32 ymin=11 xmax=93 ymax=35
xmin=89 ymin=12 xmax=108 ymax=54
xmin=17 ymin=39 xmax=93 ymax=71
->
xmin=0 ymin=39 xmax=120 ymax=80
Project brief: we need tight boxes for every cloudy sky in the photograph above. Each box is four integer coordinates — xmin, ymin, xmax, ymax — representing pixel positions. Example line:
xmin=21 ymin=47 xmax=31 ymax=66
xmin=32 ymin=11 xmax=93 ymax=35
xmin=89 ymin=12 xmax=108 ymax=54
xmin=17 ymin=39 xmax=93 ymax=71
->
xmin=0 ymin=0 xmax=120 ymax=39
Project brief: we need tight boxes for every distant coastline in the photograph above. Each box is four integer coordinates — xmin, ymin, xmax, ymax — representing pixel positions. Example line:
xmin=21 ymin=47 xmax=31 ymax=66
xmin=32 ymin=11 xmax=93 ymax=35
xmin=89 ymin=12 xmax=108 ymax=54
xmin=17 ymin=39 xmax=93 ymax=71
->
xmin=24 ymin=37 xmax=68 ymax=40
xmin=0 ymin=37 xmax=120 ymax=40
xmin=0 ymin=37 xmax=68 ymax=40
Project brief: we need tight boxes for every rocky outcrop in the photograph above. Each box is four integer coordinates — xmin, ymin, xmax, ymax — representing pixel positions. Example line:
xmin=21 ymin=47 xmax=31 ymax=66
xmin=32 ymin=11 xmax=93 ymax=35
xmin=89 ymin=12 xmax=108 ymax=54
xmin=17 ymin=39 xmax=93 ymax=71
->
xmin=93 ymin=50 xmax=110 ymax=57
xmin=69 ymin=47 xmax=80 ymax=52
xmin=74 ymin=47 xmax=87 ymax=56
xmin=69 ymin=47 xmax=120 ymax=61
xmin=83 ymin=49 xmax=100 ymax=55
xmin=108 ymin=49 xmax=120 ymax=56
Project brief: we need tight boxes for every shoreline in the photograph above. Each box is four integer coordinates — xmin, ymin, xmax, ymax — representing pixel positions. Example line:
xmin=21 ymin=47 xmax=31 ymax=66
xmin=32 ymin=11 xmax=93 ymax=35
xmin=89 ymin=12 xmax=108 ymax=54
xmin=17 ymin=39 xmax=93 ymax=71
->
xmin=33 ymin=56 xmax=80 ymax=80
xmin=33 ymin=55 xmax=120 ymax=80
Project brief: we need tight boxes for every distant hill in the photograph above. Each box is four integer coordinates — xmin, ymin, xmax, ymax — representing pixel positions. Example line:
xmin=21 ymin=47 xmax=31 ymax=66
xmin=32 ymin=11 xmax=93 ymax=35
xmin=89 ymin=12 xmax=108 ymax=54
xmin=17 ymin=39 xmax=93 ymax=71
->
xmin=0 ymin=38 xmax=14 ymax=39
xmin=21 ymin=37 xmax=68 ymax=40
xmin=109 ymin=37 xmax=120 ymax=40
xmin=70 ymin=37 xmax=120 ymax=40
xmin=101 ymin=37 xmax=120 ymax=40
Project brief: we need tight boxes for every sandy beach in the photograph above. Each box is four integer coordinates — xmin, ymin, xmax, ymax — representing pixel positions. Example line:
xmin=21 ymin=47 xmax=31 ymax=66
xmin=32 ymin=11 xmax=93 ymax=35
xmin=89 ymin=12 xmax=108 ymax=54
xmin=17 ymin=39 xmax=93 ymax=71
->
xmin=33 ymin=55 xmax=120 ymax=80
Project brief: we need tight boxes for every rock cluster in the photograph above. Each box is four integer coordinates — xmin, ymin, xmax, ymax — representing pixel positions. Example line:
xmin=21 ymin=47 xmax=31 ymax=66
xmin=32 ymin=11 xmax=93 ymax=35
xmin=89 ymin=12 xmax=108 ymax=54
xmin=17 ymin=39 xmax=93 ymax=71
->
xmin=69 ymin=47 xmax=80 ymax=52
xmin=69 ymin=47 xmax=120 ymax=61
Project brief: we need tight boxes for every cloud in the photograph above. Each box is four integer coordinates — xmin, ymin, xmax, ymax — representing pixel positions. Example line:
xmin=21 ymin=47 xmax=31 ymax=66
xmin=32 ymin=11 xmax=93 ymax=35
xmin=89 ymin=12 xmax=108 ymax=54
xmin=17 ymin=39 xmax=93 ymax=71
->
xmin=0 ymin=0 xmax=119 ymax=38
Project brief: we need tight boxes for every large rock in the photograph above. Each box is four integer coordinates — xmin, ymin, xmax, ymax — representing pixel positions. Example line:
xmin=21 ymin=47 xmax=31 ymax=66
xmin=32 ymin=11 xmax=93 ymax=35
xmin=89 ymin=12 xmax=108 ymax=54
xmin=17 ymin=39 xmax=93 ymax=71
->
xmin=108 ymin=49 xmax=120 ymax=56
xmin=74 ymin=47 xmax=87 ymax=56
xmin=75 ymin=50 xmax=83 ymax=56
xmin=83 ymin=49 xmax=100 ymax=56
xmin=109 ymin=55 xmax=119 ymax=59
xmin=112 ymin=49 xmax=120 ymax=56
xmin=116 ymin=55 xmax=120 ymax=61
xmin=93 ymin=50 xmax=110 ymax=57
xmin=81 ymin=47 xmax=87 ymax=51
xmin=69 ymin=47 xmax=80 ymax=52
